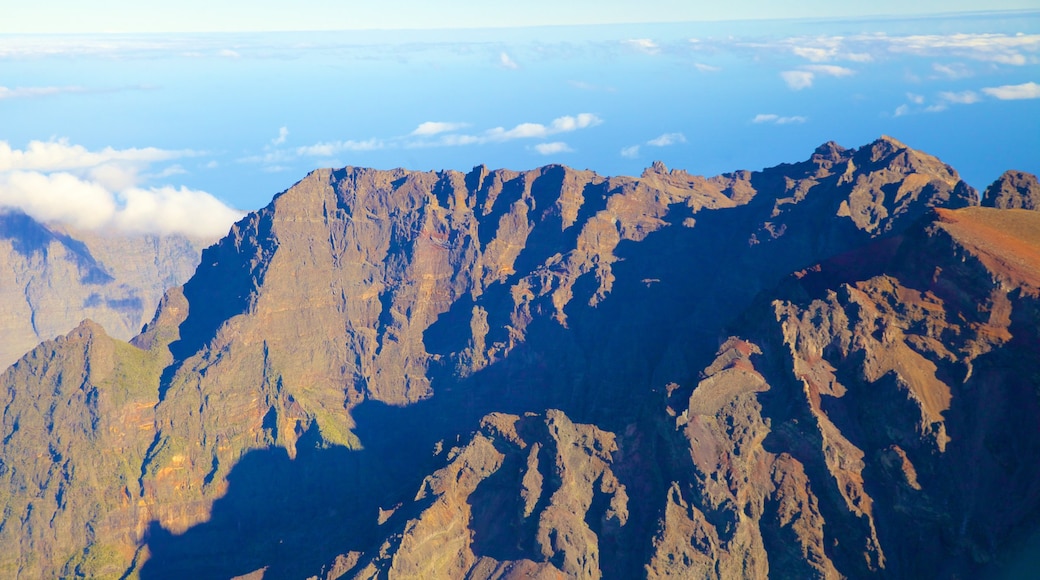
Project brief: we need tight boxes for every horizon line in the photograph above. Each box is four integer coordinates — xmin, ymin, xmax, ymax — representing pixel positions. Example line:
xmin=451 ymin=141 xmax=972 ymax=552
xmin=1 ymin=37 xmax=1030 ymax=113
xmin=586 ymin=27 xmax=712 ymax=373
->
xmin=2 ymin=8 xmax=1037 ymax=36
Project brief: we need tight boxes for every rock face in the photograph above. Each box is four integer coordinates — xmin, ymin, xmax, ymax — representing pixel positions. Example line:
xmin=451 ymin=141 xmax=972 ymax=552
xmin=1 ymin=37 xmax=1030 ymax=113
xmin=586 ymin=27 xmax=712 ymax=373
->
xmin=0 ymin=211 xmax=217 ymax=368
xmin=1 ymin=137 xmax=1038 ymax=579
xmin=981 ymin=170 xmax=1040 ymax=209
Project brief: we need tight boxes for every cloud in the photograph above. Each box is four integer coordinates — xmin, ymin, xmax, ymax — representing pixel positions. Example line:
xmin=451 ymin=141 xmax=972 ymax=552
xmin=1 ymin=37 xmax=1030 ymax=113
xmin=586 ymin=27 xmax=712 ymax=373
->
xmin=485 ymin=113 xmax=602 ymax=142
xmin=0 ymin=138 xmax=192 ymax=173
xmin=751 ymin=114 xmax=807 ymax=125
xmin=938 ymin=90 xmax=980 ymax=105
xmin=982 ymin=81 xmax=1040 ymax=100
xmin=780 ymin=70 xmax=815 ymax=90
xmin=271 ymin=126 xmax=289 ymax=145
xmin=780 ymin=65 xmax=854 ymax=90
xmin=802 ymin=64 xmax=854 ymax=77
xmin=0 ymin=85 xmax=89 ymax=100
xmin=693 ymin=63 xmax=720 ymax=72
xmin=411 ymin=121 xmax=468 ymax=136
xmin=0 ymin=139 xmax=241 ymax=238
xmin=534 ymin=142 xmax=572 ymax=155
xmin=646 ymin=133 xmax=686 ymax=147
xmin=246 ymin=113 xmax=603 ymax=166
xmin=622 ymin=132 xmax=686 ymax=157
xmin=792 ymin=46 xmax=836 ymax=62
xmin=623 ymin=38 xmax=659 ymax=55
xmin=759 ymin=32 xmax=1040 ymax=67
xmin=296 ymin=139 xmax=384 ymax=157
xmin=893 ymin=88 xmax=980 ymax=116
xmin=932 ymin=63 xmax=972 ymax=79
xmin=499 ymin=52 xmax=519 ymax=70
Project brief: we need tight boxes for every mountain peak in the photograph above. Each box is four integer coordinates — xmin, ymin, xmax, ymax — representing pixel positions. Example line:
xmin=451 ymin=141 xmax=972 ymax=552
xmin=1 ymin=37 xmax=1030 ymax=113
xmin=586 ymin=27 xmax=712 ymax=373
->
xmin=876 ymin=134 xmax=908 ymax=148
xmin=981 ymin=169 xmax=1040 ymax=210
xmin=812 ymin=140 xmax=847 ymax=162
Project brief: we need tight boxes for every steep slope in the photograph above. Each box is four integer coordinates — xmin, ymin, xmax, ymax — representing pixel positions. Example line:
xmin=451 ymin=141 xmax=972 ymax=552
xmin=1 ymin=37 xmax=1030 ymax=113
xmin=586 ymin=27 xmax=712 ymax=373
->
xmin=655 ymin=206 xmax=1040 ymax=577
xmin=0 ymin=138 xmax=1025 ymax=579
xmin=0 ymin=211 xmax=217 ymax=368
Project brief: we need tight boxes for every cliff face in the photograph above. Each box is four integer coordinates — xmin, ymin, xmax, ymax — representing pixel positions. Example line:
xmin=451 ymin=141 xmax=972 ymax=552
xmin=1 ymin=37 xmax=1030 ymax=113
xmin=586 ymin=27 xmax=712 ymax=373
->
xmin=1 ymin=137 xmax=1037 ymax=579
xmin=0 ymin=211 xmax=216 ymax=369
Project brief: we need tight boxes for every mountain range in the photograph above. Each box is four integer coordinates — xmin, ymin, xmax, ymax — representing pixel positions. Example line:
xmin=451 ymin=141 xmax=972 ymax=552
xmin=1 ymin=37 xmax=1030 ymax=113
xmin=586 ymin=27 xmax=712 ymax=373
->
xmin=2 ymin=136 xmax=1040 ymax=578
xmin=0 ymin=214 xmax=218 ymax=369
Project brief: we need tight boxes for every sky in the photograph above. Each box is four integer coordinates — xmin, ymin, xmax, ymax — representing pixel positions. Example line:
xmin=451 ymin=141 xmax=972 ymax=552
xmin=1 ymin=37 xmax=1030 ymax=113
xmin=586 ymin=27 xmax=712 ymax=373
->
xmin=5 ymin=2 xmax=1039 ymax=33
xmin=0 ymin=6 xmax=1038 ymax=239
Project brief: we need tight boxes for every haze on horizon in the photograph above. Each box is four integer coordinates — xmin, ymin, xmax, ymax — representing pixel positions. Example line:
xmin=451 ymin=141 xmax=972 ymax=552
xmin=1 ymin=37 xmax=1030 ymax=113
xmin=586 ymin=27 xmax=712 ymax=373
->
xmin=5 ymin=1 xmax=1038 ymax=33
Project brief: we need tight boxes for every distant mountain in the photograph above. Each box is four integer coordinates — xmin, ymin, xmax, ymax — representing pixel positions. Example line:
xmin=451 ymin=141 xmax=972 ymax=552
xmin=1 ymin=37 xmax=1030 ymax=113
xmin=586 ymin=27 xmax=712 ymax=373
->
xmin=981 ymin=169 xmax=1040 ymax=210
xmin=0 ymin=212 xmax=216 ymax=368
xmin=1 ymin=137 xmax=1037 ymax=579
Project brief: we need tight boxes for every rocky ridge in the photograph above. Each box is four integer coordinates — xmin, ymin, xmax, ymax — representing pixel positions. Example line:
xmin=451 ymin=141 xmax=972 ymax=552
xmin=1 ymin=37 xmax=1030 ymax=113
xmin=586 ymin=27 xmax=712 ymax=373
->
xmin=1 ymin=137 xmax=1038 ymax=578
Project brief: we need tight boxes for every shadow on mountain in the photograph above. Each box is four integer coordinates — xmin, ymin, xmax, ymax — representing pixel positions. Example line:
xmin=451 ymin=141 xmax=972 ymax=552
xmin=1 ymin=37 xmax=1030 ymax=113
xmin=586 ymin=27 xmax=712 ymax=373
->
xmin=0 ymin=210 xmax=114 ymax=284
xmin=139 ymin=182 xmax=923 ymax=578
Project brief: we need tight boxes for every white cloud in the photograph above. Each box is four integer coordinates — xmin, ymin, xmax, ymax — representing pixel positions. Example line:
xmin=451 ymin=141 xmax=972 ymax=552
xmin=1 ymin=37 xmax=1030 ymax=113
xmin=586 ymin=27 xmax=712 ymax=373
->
xmin=894 ymin=104 xmax=911 ymax=117
xmin=0 ymin=139 xmax=241 ymax=238
xmin=499 ymin=52 xmax=519 ymax=70
xmin=534 ymin=142 xmax=572 ymax=155
xmin=751 ymin=114 xmax=807 ymax=125
xmin=624 ymin=38 xmax=659 ymax=55
xmin=620 ymin=145 xmax=640 ymax=159
xmin=780 ymin=70 xmax=815 ymax=90
xmin=622 ymin=132 xmax=686 ymax=157
xmin=485 ymin=113 xmax=602 ymax=142
xmin=907 ymin=93 xmax=925 ymax=104
xmin=411 ymin=121 xmax=468 ymax=136
xmin=646 ymin=133 xmax=686 ymax=147
xmin=296 ymin=139 xmax=384 ymax=157
xmin=939 ymin=90 xmax=980 ymax=105
xmin=932 ymin=63 xmax=972 ymax=79
xmin=780 ymin=64 xmax=854 ymax=90
xmin=771 ymin=32 xmax=1040 ymax=66
xmin=271 ymin=126 xmax=289 ymax=145
xmin=0 ymin=85 xmax=88 ymax=100
xmin=802 ymin=64 xmax=854 ymax=77
xmin=792 ymin=46 xmax=836 ymax=62
xmin=869 ymin=33 xmax=1040 ymax=65
xmin=693 ymin=63 xmax=720 ymax=72
xmin=0 ymin=138 xmax=192 ymax=172
xmin=982 ymin=81 xmax=1040 ymax=100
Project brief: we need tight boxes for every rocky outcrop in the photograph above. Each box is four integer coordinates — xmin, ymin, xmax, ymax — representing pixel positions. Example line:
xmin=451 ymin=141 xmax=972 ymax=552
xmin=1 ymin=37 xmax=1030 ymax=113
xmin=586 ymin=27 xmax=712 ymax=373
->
xmin=1 ymin=137 xmax=1037 ymax=579
xmin=0 ymin=211 xmax=217 ymax=368
xmin=651 ymin=206 xmax=1040 ymax=577
xmin=981 ymin=170 xmax=1040 ymax=209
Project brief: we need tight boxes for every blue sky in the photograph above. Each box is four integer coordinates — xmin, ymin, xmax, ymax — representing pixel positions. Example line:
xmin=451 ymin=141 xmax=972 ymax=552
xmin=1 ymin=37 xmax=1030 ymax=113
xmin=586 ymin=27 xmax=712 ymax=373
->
xmin=0 ymin=8 xmax=1038 ymax=238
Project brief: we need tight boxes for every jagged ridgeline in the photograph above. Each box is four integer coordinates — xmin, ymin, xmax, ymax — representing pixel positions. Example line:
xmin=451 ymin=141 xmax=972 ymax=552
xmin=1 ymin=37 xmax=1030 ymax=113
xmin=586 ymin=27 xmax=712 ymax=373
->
xmin=2 ymin=137 xmax=1039 ymax=579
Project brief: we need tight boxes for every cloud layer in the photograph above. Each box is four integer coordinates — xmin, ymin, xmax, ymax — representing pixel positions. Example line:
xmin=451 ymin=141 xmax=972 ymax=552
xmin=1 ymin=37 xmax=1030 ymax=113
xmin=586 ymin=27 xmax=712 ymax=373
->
xmin=0 ymin=139 xmax=242 ymax=239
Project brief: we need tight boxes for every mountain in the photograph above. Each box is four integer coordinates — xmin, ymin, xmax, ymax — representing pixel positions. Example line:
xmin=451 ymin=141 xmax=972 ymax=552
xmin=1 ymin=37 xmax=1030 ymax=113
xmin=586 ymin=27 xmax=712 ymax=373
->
xmin=1 ymin=137 xmax=1038 ymax=579
xmin=0 ymin=212 xmax=217 ymax=369
xmin=981 ymin=170 xmax=1040 ymax=210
